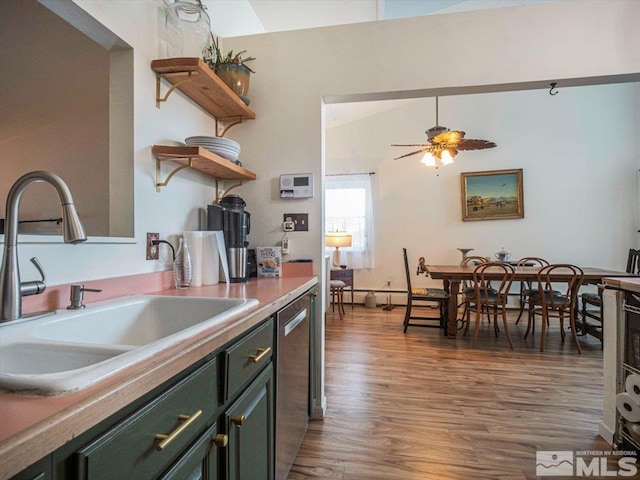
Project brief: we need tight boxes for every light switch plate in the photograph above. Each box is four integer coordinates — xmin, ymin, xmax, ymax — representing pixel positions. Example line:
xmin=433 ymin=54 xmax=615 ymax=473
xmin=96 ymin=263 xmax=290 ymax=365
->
xmin=284 ymin=214 xmax=309 ymax=231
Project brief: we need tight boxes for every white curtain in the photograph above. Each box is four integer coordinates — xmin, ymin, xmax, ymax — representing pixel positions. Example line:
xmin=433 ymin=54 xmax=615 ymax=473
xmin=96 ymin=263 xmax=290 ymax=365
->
xmin=325 ymin=174 xmax=375 ymax=269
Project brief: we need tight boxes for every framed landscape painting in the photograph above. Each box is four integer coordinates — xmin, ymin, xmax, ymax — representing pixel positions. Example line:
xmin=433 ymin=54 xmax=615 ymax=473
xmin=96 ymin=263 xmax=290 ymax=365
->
xmin=461 ymin=169 xmax=524 ymax=221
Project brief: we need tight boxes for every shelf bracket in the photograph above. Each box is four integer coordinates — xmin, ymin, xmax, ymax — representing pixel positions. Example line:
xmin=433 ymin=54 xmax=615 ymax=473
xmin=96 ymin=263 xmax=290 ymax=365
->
xmin=216 ymin=117 xmax=244 ymax=138
xmin=215 ymin=178 xmax=244 ymax=202
xmin=156 ymin=157 xmax=194 ymax=192
xmin=155 ymin=72 xmax=197 ymax=108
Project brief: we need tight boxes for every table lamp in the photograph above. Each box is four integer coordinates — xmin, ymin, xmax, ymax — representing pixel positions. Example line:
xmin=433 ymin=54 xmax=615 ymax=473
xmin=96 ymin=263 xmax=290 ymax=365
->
xmin=325 ymin=231 xmax=352 ymax=268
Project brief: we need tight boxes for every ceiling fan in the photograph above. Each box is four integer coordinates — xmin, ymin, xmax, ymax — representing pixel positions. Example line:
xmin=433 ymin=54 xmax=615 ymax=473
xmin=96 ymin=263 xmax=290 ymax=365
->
xmin=391 ymin=97 xmax=497 ymax=167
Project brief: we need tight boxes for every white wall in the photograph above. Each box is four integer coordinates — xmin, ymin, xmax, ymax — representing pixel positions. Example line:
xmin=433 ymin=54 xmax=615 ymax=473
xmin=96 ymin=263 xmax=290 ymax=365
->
xmin=326 ymin=85 xmax=640 ymax=298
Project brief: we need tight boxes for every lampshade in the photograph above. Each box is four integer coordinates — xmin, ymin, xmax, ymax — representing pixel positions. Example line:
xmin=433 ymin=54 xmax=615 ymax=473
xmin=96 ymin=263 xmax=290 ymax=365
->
xmin=326 ymin=231 xmax=352 ymax=268
xmin=325 ymin=231 xmax=352 ymax=248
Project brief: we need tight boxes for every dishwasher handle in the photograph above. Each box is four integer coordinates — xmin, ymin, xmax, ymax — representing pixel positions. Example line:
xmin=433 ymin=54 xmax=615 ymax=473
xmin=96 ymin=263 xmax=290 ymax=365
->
xmin=284 ymin=308 xmax=307 ymax=337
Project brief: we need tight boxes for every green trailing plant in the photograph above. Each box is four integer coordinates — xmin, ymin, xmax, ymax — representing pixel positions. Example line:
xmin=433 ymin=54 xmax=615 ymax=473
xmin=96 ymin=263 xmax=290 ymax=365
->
xmin=203 ymin=33 xmax=255 ymax=73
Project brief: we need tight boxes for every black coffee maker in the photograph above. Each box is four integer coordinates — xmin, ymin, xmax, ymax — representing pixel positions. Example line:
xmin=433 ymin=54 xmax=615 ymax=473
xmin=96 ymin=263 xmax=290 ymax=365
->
xmin=207 ymin=195 xmax=251 ymax=283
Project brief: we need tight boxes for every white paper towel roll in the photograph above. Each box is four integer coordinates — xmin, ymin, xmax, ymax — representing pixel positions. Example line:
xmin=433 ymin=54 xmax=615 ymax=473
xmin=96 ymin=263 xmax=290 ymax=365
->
xmin=625 ymin=374 xmax=640 ymax=405
xmin=202 ymin=231 xmax=220 ymax=285
xmin=183 ymin=231 xmax=204 ymax=287
xmin=616 ymin=392 xmax=640 ymax=422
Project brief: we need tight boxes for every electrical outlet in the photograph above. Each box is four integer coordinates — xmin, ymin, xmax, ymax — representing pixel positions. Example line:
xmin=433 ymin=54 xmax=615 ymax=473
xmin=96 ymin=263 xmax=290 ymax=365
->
xmin=283 ymin=213 xmax=309 ymax=231
xmin=146 ymin=232 xmax=159 ymax=260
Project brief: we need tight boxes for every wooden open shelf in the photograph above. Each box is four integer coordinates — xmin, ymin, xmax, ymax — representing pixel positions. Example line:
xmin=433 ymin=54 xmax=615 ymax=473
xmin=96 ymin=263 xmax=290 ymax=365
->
xmin=152 ymin=145 xmax=256 ymax=191
xmin=151 ymin=57 xmax=256 ymax=121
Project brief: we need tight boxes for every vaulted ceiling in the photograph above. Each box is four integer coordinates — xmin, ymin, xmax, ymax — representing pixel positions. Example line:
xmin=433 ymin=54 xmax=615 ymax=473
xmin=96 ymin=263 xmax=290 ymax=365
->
xmin=207 ymin=0 xmax=563 ymax=37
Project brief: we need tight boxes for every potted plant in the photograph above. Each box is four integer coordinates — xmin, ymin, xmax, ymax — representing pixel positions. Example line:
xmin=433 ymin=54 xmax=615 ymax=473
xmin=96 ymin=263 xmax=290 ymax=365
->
xmin=203 ymin=34 xmax=255 ymax=105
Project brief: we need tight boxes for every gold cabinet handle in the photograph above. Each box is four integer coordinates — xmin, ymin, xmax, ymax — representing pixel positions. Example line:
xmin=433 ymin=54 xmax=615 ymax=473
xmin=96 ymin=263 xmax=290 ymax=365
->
xmin=232 ymin=415 xmax=245 ymax=426
xmin=249 ymin=347 xmax=271 ymax=363
xmin=154 ymin=409 xmax=202 ymax=451
xmin=214 ymin=433 xmax=228 ymax=447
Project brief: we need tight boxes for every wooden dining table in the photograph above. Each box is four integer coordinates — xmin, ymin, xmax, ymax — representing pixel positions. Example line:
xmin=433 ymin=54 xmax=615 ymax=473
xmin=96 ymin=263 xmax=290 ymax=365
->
xmin=427 ymin=265 xmax=639 ymax=337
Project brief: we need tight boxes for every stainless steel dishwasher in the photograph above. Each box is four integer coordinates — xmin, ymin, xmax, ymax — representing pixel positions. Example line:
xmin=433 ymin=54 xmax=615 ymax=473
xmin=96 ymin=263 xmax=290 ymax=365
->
xmin=276 ymin=290 xmax=312 ymax=480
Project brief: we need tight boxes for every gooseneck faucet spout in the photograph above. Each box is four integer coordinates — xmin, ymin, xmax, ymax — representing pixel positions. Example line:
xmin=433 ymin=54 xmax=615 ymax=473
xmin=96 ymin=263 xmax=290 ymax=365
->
xmin=0 ymin=171 xmax=87 ymax=322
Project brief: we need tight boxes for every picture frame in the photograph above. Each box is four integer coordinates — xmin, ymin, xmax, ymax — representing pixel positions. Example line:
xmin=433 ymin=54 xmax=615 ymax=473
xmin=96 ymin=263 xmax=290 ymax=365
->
xmin=461 ymin=169 xmax=524 ymax=221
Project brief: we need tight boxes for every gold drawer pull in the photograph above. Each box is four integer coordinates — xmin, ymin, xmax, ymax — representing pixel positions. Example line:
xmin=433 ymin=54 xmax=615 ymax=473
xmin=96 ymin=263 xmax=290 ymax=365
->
xmin=232 ymin=415 xmax=246 ymax=426
xmin=249 ymin=347 xmax=271 ymax=363
xmin=154 ymin=409 xmax=202 ymax=451
xmin=214 ymin=433 xmax=229 ymax=447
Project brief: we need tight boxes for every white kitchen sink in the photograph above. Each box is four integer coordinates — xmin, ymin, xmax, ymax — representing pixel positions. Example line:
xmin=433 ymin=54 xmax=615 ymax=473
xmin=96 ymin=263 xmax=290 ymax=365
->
xmin=34 ymin=296 xmax=253 ymax=346
xmin=0 ymin=295 xmax=258 ymax=393
xmin=0 ymin=343 xmax=124 ymax=375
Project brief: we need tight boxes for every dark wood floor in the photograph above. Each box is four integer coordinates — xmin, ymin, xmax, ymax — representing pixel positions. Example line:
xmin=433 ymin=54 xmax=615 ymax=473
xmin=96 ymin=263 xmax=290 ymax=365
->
xmin=289 ymin=304 xmax=609 ymax=479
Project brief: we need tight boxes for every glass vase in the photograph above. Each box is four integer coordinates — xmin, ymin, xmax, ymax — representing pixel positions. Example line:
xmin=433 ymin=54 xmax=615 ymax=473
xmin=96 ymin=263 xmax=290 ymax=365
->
xmin=165 ymin=0 xmax=211 ymax=58
xmin=174 ymin=237 xmax=193 ymax=289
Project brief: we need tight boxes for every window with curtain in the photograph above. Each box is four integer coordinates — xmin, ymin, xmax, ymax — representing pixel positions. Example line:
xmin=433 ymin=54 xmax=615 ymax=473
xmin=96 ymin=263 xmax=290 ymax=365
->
xmin=325 ymin=173 xmax=375 ymax=269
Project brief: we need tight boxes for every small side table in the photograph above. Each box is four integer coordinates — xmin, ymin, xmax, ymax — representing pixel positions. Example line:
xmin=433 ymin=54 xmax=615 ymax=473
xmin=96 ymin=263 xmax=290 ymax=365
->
xmin=330 ymin=268 xmax=354 ymax=310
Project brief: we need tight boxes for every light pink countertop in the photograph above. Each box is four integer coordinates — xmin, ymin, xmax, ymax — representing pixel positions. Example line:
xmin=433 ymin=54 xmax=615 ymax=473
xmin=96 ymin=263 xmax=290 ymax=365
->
xmin=0 ymin=275 xmax=317 ymax=479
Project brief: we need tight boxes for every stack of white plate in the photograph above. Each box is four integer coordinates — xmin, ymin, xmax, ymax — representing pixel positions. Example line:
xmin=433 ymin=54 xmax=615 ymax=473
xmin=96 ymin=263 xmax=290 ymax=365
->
xmin=185 ymin=136 xmax=241 ymax=162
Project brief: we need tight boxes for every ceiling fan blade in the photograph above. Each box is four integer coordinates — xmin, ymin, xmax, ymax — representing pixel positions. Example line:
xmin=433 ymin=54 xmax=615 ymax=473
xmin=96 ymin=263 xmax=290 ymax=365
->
xmin=393 ymin=148 xmax=430 ymax=160
xmin=431 ymin=130 xmax=465 ymax=145
xmin=457 ymin=139 xmax=497 ymax=150
xmin=391 ymin=143 xmax=433 ymax=147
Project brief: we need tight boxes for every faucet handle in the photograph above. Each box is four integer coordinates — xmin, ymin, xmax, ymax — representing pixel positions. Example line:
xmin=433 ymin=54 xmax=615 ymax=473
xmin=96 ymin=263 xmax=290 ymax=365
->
xmin=30 ymin=257 xmax=46 ymax=283
xmin=19 ymin=257 xmax=47 ymax=297
xmin=67 ymin=284 xmax=102 ymax=310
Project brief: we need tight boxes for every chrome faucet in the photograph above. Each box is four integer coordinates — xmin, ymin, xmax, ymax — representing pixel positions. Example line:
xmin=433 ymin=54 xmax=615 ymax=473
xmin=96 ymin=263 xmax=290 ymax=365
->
xmin=0 ymin=171 xmax=87 ymax=322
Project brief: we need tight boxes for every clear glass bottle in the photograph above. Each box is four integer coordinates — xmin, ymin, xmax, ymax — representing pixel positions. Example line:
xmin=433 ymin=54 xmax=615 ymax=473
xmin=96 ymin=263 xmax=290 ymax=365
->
xmin=174 ymin=237 xmax=193 ymax=289
xmin=165 ymin=0 xmax=211 ymax=58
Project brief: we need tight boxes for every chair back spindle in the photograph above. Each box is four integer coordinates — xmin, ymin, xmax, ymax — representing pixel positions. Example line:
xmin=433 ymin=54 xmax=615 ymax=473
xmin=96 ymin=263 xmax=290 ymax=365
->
xmin=627 ymin=248 xmax=640 ymax=275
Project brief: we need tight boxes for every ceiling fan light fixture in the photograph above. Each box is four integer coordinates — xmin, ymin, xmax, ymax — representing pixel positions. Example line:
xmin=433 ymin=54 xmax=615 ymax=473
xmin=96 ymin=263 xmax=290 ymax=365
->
xmin=391 ymin=96 xmax=496 ymax=166
xmin=421 ymin=152 xmax=436 ymax=167
xmin=441 ymin=149 xmax=454 ymax=165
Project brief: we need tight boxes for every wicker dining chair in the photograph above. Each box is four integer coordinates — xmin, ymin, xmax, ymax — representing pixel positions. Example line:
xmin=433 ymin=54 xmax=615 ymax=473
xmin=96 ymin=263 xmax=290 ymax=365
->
xmin=526 ymin=264 xmax=584 ymax=353
xmin=463 ymin=262 xmax=516 ymax=349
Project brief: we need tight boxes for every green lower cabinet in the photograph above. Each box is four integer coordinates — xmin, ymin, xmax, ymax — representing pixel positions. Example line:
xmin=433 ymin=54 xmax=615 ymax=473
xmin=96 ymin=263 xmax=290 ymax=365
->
xmin=224 ymin=364 xmax=274 ymax=480
xmin=10 ymin=455 xmax=51 ymax=480
xmin=160 ymin=423 xmax=220 ymax=480
xmin=76 ymin=358 xmax=218 ymax=480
